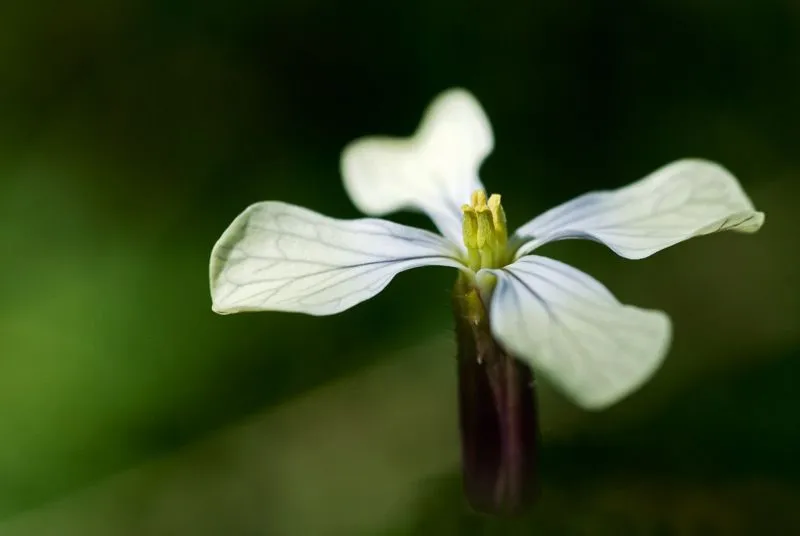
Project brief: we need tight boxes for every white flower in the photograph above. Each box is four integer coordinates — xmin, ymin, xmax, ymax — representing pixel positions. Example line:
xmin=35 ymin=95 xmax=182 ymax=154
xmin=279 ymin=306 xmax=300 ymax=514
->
xmin=209 ymin=89 xmax=764 ymax=410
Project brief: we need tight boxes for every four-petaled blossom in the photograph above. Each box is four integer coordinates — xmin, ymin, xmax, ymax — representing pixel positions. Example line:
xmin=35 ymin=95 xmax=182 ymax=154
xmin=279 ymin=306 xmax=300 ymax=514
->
xmin=209 ymin=88 xmax=764 ymax=410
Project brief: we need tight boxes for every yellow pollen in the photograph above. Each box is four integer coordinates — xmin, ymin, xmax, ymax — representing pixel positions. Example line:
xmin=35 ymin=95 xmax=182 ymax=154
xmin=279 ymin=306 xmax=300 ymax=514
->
xmin=471 ymin=190 xmax=487 ymax=209
xmin=461 ymin=189 xmax=509 ymax=271
xmin=461 ymin=207 xmax=479 ymax=249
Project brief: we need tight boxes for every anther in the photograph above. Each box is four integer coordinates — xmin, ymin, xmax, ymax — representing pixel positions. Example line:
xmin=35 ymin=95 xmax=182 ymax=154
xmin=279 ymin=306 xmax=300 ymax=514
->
xmin=462 ymin=189 xmax=510 ymax=270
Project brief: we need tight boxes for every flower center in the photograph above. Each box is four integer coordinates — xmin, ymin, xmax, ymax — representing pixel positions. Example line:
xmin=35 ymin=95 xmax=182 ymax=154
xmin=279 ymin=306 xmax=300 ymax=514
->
xmin=461 ymin=190 xmax=509 ymax=271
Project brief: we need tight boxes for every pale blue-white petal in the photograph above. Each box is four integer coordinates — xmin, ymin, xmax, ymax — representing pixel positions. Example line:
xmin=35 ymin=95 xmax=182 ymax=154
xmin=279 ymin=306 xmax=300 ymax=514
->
xmin=485 ymin=255 xmax=671 ymax=410
xmin=341 ymin=88 xmax=494 ymax=245
xmin=513 ymin=159 xmax=764 ymax=259
xmin=210 ymin=201 xmax=467 ymax=316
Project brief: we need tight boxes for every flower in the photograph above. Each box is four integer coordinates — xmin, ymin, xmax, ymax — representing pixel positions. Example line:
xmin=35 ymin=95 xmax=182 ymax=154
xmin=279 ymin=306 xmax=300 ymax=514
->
xmin=209 ymin=88 xmax=764 ymax=411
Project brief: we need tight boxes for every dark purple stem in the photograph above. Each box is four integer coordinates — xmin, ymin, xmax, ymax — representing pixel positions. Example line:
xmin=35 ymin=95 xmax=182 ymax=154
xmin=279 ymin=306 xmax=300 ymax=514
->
xmin=453 ymin=277 xmax=539 ymax=516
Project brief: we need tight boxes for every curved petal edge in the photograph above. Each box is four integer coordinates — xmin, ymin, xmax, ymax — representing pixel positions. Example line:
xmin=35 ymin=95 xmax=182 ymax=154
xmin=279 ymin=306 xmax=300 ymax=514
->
xmin=340 ymin=88 xmax=494 ymax=244
xmin=210 ymin=201 xmax=466 ymax=316
xmin=485 ymin=255 xmax=672 ymax=410
xmin=513 ymin=159 xmax=765 ymax=260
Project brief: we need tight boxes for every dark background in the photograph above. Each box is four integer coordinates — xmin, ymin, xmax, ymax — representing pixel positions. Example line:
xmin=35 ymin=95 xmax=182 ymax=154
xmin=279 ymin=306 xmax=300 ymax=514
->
xmin=0 ymin=1 xmax=797 ymax=534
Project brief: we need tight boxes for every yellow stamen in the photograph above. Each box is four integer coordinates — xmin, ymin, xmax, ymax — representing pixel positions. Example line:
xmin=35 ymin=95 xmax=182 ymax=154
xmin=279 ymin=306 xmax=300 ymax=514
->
xmin=475 ymin=209 xmax=494 ymax=248
xmin=461 ymin=206 xmax=478 ymax=249
xmin=461 ymin=189 xmax=509 ymax=270
xmin=461 ymin=206 xmax=482 ymax=269
xmin=487 ymin=194 xmax=507 ymax=250
xmin=471 ymin=190 xmax=488 ymax=210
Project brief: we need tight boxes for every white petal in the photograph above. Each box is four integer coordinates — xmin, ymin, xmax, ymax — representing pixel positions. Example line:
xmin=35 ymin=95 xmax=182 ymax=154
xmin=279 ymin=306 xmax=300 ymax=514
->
xmin=513 ymin=159 xmax=765 ymax=259
xmin=210 ymin=201 xmax=467 ymax=316
xmin=341 ymin=88 xmax=494 ymax=244
xmin=485 ymin=256 xmax=671 ymax=410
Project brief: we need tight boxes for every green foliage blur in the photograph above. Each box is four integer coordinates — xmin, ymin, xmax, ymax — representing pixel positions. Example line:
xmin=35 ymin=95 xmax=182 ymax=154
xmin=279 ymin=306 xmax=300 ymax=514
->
xmin=0 ymin=1 xmax=798 ymax=534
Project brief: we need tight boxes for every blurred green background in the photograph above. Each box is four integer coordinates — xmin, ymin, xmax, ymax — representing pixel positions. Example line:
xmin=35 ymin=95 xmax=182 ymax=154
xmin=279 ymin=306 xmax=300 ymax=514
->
xmin=0 ymin=1 xmax=798 ymax=534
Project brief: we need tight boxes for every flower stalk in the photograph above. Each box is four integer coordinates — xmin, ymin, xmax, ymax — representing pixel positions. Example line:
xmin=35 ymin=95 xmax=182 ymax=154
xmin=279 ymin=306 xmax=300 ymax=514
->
xmin=453 ymin=274 xmax=539 ymax=515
